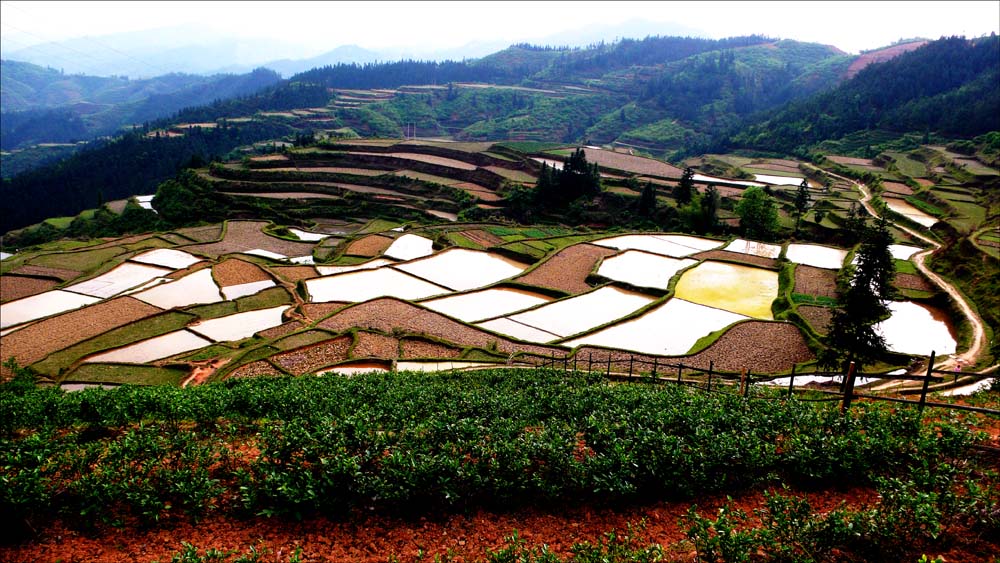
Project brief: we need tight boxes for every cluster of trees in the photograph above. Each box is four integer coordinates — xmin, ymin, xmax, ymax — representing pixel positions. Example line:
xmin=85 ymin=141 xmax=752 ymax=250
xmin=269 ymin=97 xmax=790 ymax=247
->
xmin=505 ymin=149 xmax=602 ymax=221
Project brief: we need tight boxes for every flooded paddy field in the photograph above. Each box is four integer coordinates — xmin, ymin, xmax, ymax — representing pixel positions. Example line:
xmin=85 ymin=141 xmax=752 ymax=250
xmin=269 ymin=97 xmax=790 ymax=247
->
xmin=502 ymin=286 xmax=655 ymax=340
xmin=596 ymin=250 xmax=696 ymax=289
xmin=877 ymin=300 xmax=957 ymax=356
xmin=674 ymin=261 xmax=779 ymax=319
xmin=305 ymin=267 xmax=450 ymax=302
xmin=564 ymin=298 xmax=748 ymax=356
xmin=421 ymin=287 xmax=553 ymax=322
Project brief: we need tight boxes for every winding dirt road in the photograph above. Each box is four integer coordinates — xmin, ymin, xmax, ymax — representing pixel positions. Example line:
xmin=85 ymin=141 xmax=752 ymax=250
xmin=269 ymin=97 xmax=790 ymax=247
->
xmin=827 ymin=170 xmax=989 ymax=371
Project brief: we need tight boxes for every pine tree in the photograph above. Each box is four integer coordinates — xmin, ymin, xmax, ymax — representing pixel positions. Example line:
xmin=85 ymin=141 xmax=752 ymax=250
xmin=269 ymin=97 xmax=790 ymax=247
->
xmin=820 ymin=215 xmax=897 ymax=370
xmin=794 ymin=178 xmax=811 ymax=234
xmin=638 ymin=180 xmax=656 ymax=216
xmin=675 ymin=167 xmax=695 ymax=205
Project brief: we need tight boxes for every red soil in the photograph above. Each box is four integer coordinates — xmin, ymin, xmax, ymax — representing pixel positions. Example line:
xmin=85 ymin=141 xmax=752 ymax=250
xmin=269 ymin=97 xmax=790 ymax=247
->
xmin=1 ymin=486 xmax=889 ymax=563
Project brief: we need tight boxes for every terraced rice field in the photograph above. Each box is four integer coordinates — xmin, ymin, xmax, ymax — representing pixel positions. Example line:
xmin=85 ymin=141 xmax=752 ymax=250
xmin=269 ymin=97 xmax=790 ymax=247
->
xmin=0 ymin=275 xmax=58 ymax=303
xmin=723 ymin=239 xmax=783 ymax=259
xmin=65 ymin=263 xmax=173 ymax=298
xmin=579 ymin=147 xmax=683 ymax=178
xmin=395 ymin=249 xmax=528 ymax=291
xmin=515 ymin=243 xmax=615 ymax=294
xmin=596 ymin=250 xmax=696 ymax=289
xmin=344 ymin=234 xmax=394 ymax=257
xmin=674 ymin=261 xmax=779 ymax=319
xmin=183 ymin=221 xmax=316 ymax=258
xmin=885 ymin=198 xmax=938 ymax=227
xmin=593 ymin=234 xmax=724 ymax=258
xmin=188 ymin=306 xmax=291 ymax=342
xmin=497 ymin=286 xmax=655 ymax=340
xmin=133 ymin=269 xmax=223 ymax=309
xmin=384 ymin=234 xmax=435 ymax=261
xmin=84 ymin=329 xmax=212 ymax=364
xmin=876 ymin=301 xmax=957 ymax=355
xmin=564 ymin=298 xmax=748 ymax=356
xmin=421 ymin=287 xmax=553 ymax=323
xmin=0 ymin=297 xmax=162 ymax=371
xmin=0 ymin=290 xmax=101 ymax=329
xmin=305 ymin=267 xmax=449 ymax=302
xmin=785 ymin=244 xmax=848 ymax=270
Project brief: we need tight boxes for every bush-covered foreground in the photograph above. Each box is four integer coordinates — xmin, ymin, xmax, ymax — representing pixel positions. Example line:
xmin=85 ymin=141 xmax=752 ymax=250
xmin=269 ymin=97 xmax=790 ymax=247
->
xmin=2 ymin=368 xmax=998 ymax=561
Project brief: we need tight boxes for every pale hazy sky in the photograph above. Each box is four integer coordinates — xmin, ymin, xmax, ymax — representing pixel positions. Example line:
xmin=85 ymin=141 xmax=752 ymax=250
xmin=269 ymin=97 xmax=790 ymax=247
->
xmin=2 ymin=1 xmax=998 ymax=55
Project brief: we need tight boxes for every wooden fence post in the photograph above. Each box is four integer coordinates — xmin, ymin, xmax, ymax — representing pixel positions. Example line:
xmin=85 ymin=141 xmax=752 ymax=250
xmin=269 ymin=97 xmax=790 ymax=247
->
xmin=787 ymin=365 xmax=796 ymax=398
xmin=588 ymin=352 xmax=593 ymax=373
xmin=840 ymin=361 xmax=857 ymax=414
xmin=573 ymin=354 xmax=577 ymax=372
xmin=740 ymin=368 xmax=748 ymax=397
xmin=919 ymin=351 xmax=935 ymax=413
xmin=652 ymin=357 xmax=658 ymax=378
xmin=628 ymin=355 xmax=633 ymax=378
xmin=677 ymin=362 xmax=684 ymax=384
xmin=607 ymin=354 xmax=612 ymax=377
xmin=707 ymin=361 xmax=713 ymax=392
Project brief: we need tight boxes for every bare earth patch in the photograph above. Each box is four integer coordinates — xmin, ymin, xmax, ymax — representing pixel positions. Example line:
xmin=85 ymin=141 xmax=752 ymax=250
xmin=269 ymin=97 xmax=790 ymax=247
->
xmin=0 ymin=296 xmax=162 ymax=375
xmin=578 ymin=321 xmax=812 ymax=375
xmin=257 ymin=320 xmax=306 ymax=341
xmin=226 ymin=360 xmax=284 ymax=379
xmin=10 ymin=264 xmax=81 ymax=281
xmin=213 ymin=258 xmax=272 ymax=287
xmin=174 ymin=224 xmax=223 ymax=243
xmin=301 ymin=302 xmax=350 ymax=322
xmin=401 ymin=337 xmax=463 ymax=359
xmin=352 ymin=332 xmax=399 ymax=359
xmin=794 ymin=265 xmax=838 ymax=299
xmin=691 ymin=250 xmax=779 ymax=270
xmin=1 ymin=275 xmax=58 ymax=303
xmin=798 ymin=305 xmax=834 ymax=335
xmin=882 ymin=181 xmax=914 ymax=196
xmin=271 ymin=266 xmax=320 ymax=282
xmin=318 ymin=298 xmax=566 ymax=358
xmin=183 ymin=221 xmax=316 ymax=258
xmin=344 ymin=235 xmax=394 ymax=257
xmin=516 ymin=244 xmax=615 ymax=294
xmin=271 ymin=336 xmax=353 ymax=375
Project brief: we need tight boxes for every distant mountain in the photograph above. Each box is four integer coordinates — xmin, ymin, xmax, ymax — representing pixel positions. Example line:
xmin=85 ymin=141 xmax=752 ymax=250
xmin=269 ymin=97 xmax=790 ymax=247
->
xmin=253 ymin=45 xmax=385 ymax=78
xmin=1 ymin=61 xmax=282 ymax=150
xmin=3 ymin=25 xmax=316 ymax=78
xmin=730 ymin=36 xmax=1000 ymax=154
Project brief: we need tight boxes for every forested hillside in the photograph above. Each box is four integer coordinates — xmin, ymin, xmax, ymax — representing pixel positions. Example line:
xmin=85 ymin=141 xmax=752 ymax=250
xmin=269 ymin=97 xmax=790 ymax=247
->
xmin=0 ymin=63 xmax=281 ymax=149
xmin=730 ymin=35 xmax=1000 ymax=154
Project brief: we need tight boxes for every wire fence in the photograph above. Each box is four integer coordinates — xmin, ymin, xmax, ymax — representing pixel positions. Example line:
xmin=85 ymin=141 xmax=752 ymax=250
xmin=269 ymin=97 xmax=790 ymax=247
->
xmin=537 ymin=350 xmax=999 ymax=416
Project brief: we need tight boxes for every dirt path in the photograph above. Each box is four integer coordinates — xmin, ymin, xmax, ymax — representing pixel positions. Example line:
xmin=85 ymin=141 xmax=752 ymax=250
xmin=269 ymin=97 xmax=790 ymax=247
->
xmin=831 ymin=171 xmax=989 ymax=372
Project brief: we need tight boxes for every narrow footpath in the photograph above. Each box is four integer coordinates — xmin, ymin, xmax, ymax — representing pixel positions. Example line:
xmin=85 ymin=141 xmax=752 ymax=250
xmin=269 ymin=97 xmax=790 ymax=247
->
xmin=819 ymin=167 xmax=990 ymax=373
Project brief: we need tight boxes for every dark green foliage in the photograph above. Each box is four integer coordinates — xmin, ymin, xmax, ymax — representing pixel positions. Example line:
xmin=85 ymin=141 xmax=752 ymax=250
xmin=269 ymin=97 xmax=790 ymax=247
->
xmin=733 ymin=36 xmax=1000 ymax=153
xmin=794 ymin=178 xmax=812 ymax=234
xmin=152 ymin=169 xmax=230 ymax=226
xmin=0 ymin=121 xmax=292 ymax=233
xmin=531 ymin=149 xmax=602 ymax=210
xmin=735 ymin=185 xmax=779 ymax=241
xmin=675 ymin=167 xmax=695 ymax=205
xmin=1 ymin=67 xmax=283 ymax=150
xmin=637 ymin=179 xmax=656 ymax=216
xmin=0 ymin=367 xmax=981 ymax=535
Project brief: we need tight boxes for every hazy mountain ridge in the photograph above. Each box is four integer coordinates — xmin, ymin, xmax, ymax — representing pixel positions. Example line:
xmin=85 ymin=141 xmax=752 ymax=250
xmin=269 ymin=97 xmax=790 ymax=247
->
xmin=1 ymin=63 xmax=282 ymax=150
